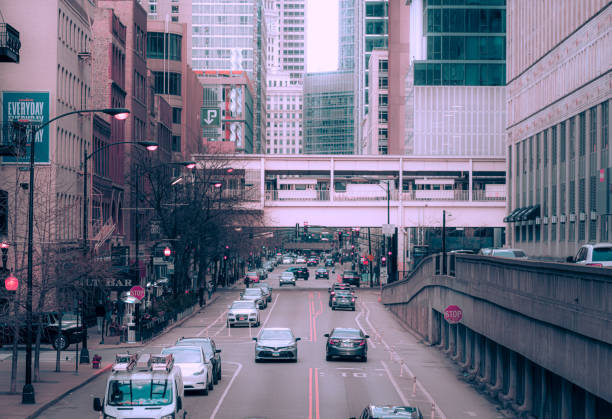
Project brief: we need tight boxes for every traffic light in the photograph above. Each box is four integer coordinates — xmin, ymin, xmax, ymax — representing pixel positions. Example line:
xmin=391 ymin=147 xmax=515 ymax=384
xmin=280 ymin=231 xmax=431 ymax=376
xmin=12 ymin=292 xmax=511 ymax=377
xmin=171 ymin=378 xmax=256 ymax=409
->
xmin=295 ymin=223 xmax=300 ymax=238
xmin=381 ymin=256 xmax=387 ymax=267
xmin=338 ymin=231 xmax=343 ymax=245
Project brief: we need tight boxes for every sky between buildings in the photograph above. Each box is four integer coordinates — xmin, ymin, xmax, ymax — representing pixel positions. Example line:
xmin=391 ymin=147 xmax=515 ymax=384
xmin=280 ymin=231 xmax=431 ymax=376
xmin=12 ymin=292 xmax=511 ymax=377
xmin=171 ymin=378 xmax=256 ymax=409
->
xmin=306 ymin=0 xmax=339 ymax=73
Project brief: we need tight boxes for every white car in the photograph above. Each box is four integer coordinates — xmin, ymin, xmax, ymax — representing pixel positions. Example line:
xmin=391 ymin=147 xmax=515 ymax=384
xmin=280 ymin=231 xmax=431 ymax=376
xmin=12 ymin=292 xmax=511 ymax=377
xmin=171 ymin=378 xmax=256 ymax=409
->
xmin=295 ymin=256 xmax=307 ymax=264
xmin=161 ymin=345 xmax=213 ymax=395
xmin=279 ymin=271 xmax=296 ymax=286
xmin=282 ymin=256 xmax=294 ymax=264
xmin=570 ymin=243 xmax=612 ymax=267
xmin=227 ymin=300 xmax=260 ymax=327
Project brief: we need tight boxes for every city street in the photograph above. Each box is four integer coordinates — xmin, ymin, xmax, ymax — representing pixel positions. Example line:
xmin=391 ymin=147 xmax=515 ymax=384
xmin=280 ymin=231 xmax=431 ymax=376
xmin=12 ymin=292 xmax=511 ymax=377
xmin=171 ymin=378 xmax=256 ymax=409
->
xmin=39 ymin=263 xmax=505 ymax=419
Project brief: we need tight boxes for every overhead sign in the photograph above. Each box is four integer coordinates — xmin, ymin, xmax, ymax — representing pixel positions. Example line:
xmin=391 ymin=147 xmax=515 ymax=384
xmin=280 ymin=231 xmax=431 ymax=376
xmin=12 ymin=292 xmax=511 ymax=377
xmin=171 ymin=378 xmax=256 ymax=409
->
xmin=130 ymin=285 xmax=145 ymax=301
xmin=444 ymin=305 xmax=463 ymax=324
xmin=201 ymin=107 xmax=220 ymax=127
xmin=2 ymin=91 xmax=50 ymax=163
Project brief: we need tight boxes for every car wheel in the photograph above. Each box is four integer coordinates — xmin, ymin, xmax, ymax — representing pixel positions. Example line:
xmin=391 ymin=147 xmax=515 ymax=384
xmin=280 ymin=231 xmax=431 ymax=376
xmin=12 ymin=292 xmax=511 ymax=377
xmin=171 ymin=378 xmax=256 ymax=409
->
xmin=218 ymin=366 xmax=222 ymax=380
xmin=202 ymin=387 xmax=208 ymax=396
xmin=208 ymin=380 xmax=214 ymax=391
xmin=352 ymin=307 xmax=355 ymax=311
xmin=361 ymin=355 xmax=367 ymax=362
xmin=331 ymin=307 xmax=335 ymax=311
xmin=52 ymin=334 xmax=68 ymax=351
xmin=255 ymin=358 xmax=261 ymax=363
xmin=326 ymin=354 xmax=332 ymax=361
xmin=213 ymin=374 xmax=218 ymax=385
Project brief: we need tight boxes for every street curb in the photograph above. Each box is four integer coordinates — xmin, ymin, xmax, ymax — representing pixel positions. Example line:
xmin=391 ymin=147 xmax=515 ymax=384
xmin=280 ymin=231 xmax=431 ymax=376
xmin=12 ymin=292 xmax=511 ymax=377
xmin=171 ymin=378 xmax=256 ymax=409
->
xmin=27 ymin=290 xmax=233 ymax=418
xmin=26 ymin=363 xmax=113 ymax=419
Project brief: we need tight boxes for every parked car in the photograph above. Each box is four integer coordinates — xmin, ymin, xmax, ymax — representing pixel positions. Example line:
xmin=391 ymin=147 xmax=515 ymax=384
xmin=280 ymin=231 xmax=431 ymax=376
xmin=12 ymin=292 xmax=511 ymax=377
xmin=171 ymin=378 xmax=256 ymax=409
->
xmin=175 ymin=337 xmax=222 ymax=384
xmin=0 ymin=311 xmax=85 ymax=351
xmin=325 ymin=327 xmax=368 ymax=361
xmin=253 ymin=327 xmax=301 ymax=362
xmin=342 ymin=270 xmax=361 ymax=287
xmin=315 ymin=268 xmax=329 ymax=279
xmin=568 ymin=242 xmax=612 ymax=267
xmin=488 ymin=248 xmax=528 ymax=259
xmin=279 ymin=271 xmax=296 ymax=286
xmin=227 ymin=300 xmax=260 ymax=327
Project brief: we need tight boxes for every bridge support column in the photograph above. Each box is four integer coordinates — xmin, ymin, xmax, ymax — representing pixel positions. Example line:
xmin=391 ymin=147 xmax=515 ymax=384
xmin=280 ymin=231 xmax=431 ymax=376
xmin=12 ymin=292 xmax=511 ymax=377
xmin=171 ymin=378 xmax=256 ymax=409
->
xmin=438 ymin=319 xmax=448 ymax=351
xmin=517 ymin=359 xmax=534 ymax=415
xmin=468 ymin=333 xmax=481 ymax=378
xmin=428 ymin=308 xmax=441 ymax=345
xmin=561 ymin=379 xmax=573 ymax=419
xmin=487 ymin=343 xmax=504 ymax=396
xmin=584 ymin=391 xmax=596 ymax=419
xmin=446 ymin=323 xmax=457 ymax=356
xmin=479 ymin=338 xmax=493 ymax=385
xmin=459 ymin=328 xmax=472 ymax=370
xmin=452 ymin=324 xmax=464 ymax=362
xmin=502 ymin=351 xmax=517 ymax=406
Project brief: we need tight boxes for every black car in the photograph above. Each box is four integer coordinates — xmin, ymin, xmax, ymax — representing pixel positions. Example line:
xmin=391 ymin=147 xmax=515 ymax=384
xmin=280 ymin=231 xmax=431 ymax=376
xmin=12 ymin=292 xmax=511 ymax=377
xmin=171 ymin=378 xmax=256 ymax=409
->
xmin=350 ymin=405 xmax=423 ymax=419
xmin=295 ymin=266 xmax=309 ymax=280
xmin=176 ymin=337 xmax=223 ymax=384
xmin=342 ymin=270 xmax=361 ymax=287
xmin=325 ymin=327 xmax=368 ymax=361
xmin=328 ymin=283 xmax=354 ymax=306
xmin=324 ymin=258 xmax=334 ymax=267
xmin=331 ymin=290 xmax=356 ymax=311
xmin=315 ymin=268 xmax=329 ymax=279
xmin=0 ymin=311 xmax=84 ymax=351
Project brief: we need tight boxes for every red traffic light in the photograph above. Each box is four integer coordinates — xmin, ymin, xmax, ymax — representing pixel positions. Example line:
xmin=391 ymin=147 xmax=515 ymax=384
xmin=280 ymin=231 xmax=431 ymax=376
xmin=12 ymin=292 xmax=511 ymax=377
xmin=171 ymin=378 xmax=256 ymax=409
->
xmin=163 ymin=247 xmax=171 ymax=257
xmin=363 ymin=260 xmax=368 ymax=265
xmin=5 ymin=274 xmax=18 ymax=291
xmin=381 ymin=256 xmax=386 ymax=262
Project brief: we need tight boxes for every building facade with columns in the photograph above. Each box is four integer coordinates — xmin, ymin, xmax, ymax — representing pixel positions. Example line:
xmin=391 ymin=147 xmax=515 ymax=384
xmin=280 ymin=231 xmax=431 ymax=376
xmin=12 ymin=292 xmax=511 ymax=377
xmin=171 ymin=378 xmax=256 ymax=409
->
xmin=505 ymin=0 xmax=611 ymax=259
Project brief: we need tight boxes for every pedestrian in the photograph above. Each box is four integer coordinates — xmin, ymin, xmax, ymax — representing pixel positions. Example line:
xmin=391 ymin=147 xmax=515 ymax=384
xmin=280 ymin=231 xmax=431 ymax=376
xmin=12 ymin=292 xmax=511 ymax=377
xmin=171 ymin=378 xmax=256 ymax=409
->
xmin=207 ymin=281 xmax=213 ymax=299
xmin=95 ymin=301 xmax=106 ymax=334
xmin=104 ymin=301 xmax=112 ymax=336
xmin=245 ymin=276 xmax=251 ymax=288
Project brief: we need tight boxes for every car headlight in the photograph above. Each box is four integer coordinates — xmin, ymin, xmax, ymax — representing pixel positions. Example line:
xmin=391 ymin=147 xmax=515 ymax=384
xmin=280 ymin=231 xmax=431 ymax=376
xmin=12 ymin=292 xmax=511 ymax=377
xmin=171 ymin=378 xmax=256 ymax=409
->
xmin=256 ymin=345 xmax=265 ymax=351
xmin=193 ymin=368 xmax=205 ymax=376
xmin=286 ymin=345 xmax=297 ymax=350
xmin=104 ymin=415 xmax=117 ymax=419
xmin=161 ymin=414 xmax=175 ymax=419
xmin=249 ymin=312 xmax=257 ymax=317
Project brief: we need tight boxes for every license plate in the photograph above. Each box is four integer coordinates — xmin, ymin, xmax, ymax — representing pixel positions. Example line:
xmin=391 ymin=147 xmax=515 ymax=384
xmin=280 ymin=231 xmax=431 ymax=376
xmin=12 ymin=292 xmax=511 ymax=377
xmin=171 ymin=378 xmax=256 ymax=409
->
xmin=342 ymin=342 xmax=352 ymax=347
xmin=272 ymin=352 xmax=280 ymax=356
xmin=239 ymin=317 xmax=246 ymax=320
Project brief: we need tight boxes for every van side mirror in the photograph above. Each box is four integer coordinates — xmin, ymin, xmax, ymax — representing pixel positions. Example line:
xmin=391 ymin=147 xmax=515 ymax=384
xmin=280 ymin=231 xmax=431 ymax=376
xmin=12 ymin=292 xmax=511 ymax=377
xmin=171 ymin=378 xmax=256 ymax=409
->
xmin=252 ymin=337 xmax=257 ymax=341
xmin=216 ymin=349 xmax=222 ymax=353
xmin=93 ymin=397 xmax=103 ymax=412
xmin=295 ymin=337 xmax=301 ymax=341
xmin=177 ymin=396 xmax=182 ymax=411
xmin=324 ymin=333 xmax=329 ymax=337
xmin=365 ymin=335 xmax=370 ymax=339
xmin=566 ymin=256 xmax=575 ymax=263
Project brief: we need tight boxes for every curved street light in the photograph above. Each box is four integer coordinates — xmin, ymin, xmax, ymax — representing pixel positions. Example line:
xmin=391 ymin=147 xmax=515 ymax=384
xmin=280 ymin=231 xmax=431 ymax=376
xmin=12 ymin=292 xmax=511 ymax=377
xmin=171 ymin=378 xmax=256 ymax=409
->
xmin=20 ymin=107 xmax=130 ymax=404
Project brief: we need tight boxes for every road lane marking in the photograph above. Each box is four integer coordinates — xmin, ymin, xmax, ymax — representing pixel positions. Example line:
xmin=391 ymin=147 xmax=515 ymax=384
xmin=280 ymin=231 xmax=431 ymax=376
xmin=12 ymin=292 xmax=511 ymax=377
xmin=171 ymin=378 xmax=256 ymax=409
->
xmin=365 ymin=303 xmax=448 ymax=419
xmin=261 ymin=293 xmax=281 ymax=329
xmin=354 ymin=301 xmax=376 ymax=349
xmin=381 ymin=360 xmax=409 ymax=405
xmin=197 ymin=308 xmax=228 ymax=337
xmin=308 ymin=367 xmax=313 ymax=419
xmin=315 ymin=367 xmax=320 ymax=419
xmin=209 ymin=361 xmax=243 ymax=419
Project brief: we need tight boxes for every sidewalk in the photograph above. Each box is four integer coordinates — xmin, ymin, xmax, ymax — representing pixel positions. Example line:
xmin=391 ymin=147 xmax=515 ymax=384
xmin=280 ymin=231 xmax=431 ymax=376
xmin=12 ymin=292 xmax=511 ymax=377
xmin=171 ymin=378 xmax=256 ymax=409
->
xmin=0 ymin=289 xmax=228 ymax=419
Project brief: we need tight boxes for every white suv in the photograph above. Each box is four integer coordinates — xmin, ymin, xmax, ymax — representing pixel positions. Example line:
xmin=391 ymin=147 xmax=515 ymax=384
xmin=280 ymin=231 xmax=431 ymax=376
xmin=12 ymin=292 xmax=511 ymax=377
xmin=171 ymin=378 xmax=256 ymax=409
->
xmin=571 ymin=243 xmax=612 ymax=267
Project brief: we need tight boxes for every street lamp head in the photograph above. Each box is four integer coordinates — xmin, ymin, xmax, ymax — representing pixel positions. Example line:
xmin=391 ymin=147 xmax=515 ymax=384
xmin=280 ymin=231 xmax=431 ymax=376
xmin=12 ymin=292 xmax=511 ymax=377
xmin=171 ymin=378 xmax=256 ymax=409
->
xmin=102 ymin=108 xmax=131 ymax=120
xmin=226 ymin=168 xmax=234 ymax=173
xmin=183 ymin=161 xmax=197 ymax=169
xmin=5 ymin=274 xmax=18 ymax=291
xmin=212 ymin=181 xmax=223 ymax=188
xmin=163 ymin=247 xmax=172 ymax=257
xmin=136 ymin=141 xmax=159 ymax=151
xmin=0 ymin=241 xmax=9 ymax=249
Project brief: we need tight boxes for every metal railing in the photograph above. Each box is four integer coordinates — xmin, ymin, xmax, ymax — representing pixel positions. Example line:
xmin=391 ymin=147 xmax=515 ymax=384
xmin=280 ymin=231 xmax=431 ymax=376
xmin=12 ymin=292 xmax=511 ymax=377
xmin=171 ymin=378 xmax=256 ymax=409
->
xmin=262 ymin=188 xmax=506 ymax=202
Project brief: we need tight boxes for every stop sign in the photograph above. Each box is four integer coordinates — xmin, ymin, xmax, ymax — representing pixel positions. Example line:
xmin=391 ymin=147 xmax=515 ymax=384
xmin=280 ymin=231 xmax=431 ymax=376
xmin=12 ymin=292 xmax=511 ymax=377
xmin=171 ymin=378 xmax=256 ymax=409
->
xmin=444 ymin=305 xmax=462 ymax=324
xmin=130 ymin=285 xmax=145 ymax=301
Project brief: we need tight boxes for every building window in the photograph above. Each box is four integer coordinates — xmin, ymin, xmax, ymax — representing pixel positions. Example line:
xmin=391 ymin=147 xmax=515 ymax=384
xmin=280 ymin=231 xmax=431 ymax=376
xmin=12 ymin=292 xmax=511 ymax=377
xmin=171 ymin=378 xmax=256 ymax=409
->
xmin=171 ymin=5 xmax=179 ymax=13
xmin=153 ymin=71 xmax=181 ymax=95
xmin=172 ymin=107 xmax=182 ymax=124
xmin=589 ymin=107 xmax=597 ymax=153
xmin=602 ymin=101 xmax=609 ymax=151
xmin=147 ymin=32 xmax=182 ymax=61
xmin=172 ymin=135 xmax=181 ymax=152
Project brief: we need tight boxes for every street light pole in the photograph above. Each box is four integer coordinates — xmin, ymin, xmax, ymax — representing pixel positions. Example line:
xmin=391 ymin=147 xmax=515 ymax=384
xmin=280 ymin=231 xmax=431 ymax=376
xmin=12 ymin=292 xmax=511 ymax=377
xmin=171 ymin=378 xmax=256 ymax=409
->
xmin=442 ymin=210 xmax=447 ymax=275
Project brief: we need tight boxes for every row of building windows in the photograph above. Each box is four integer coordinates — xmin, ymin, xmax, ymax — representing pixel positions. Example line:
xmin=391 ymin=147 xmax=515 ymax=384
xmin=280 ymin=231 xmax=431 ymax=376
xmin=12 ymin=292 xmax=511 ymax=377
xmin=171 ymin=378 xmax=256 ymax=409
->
xmin=514 ymin=219 xmax=609 ymax=244
xmin=58 ymin=8 xmax=89 ymax=54
xmin=153 ymin=71 xmax=182 ymax=95
xmin=426 ymin=35 xmax=505 ymax=61
xmin=426 ymin=7 xmax=505 ymax=34
xmin=56 ymin=126 xmax=84 ymax=171
xmin=56 ymin=193 xmax=81 ymax=241
xmin=147 ymin=32 xmax=182 ymax=61
xmin=57 ymin=64 xmax=90 ymax=111
xmin=414 ymin=62 xmax=505 ymax=86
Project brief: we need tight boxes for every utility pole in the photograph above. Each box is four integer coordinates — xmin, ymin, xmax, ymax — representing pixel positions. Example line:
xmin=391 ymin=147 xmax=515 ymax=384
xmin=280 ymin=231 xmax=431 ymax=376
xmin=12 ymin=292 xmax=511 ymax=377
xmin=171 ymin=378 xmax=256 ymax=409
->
xmin=442 ymin=210 xmax=447 ymax=275
xmin=368 ymin=227 xmax=373 ymax=287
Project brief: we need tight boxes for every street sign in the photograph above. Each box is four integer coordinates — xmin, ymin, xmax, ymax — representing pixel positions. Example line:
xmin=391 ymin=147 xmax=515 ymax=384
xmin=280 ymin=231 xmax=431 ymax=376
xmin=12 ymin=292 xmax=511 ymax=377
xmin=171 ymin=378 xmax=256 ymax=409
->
xmin=367 ymin=254 xmax=374 ymax=261
xmin=130 ymin=285 xmax=145 ymax=301
xmin=444 ymin=305 xmax=462 ymax=324
xmin=201 ymin=107 xmax=220 ymax=126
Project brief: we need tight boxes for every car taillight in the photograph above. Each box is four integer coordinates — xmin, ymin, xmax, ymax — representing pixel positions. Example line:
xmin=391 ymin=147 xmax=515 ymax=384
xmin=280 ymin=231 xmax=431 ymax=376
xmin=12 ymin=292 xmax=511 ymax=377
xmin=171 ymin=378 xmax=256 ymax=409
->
xmin=586 ymin=263 xmax=603 ymax=267
xmin=332 ymin=297 xmax=336 ymax=301
xmin=329 ymin=339 xmax=339 ymax=345
xmin=351 ymin=298 xmax=355 ymax=302
xmin=331 ymin=291 xmax=335 ymax=295
xmin=358 ymin=340 xmax=366 ymax=346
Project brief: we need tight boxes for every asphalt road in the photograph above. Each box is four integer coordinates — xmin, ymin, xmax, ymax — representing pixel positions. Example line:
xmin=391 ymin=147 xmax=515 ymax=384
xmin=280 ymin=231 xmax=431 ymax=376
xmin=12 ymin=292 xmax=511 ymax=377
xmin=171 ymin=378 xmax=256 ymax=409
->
xmin=40 ymin=262 xmax=505 ymax=419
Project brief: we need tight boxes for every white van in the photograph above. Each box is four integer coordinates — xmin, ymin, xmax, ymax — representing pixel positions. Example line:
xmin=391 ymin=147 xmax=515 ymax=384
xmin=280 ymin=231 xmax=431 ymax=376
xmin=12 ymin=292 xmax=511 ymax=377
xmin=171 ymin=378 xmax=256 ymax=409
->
xmin=93 ymin=353 xmax=186 ymax=419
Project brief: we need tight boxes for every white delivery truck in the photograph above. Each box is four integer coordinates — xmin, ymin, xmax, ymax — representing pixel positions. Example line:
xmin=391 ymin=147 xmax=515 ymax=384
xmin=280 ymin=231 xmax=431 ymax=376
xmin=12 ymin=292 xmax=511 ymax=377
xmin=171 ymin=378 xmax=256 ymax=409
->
xmin=93 ymin=353 xmax=186 ymax=419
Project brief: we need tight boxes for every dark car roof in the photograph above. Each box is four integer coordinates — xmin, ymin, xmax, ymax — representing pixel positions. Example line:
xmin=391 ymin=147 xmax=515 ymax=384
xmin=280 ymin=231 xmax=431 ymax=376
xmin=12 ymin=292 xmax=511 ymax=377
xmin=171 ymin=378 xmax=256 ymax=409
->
xmin=331 ymin=328 xmax=362 ymax=338
xmin=343 ymin=270 xmax=359 ymax=276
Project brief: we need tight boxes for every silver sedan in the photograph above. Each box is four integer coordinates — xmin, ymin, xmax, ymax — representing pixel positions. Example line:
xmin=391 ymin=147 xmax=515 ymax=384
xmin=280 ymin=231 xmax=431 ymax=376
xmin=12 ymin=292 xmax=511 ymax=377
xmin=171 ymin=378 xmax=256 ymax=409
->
xmin=253 ymin=328 xmax=301 ymax=362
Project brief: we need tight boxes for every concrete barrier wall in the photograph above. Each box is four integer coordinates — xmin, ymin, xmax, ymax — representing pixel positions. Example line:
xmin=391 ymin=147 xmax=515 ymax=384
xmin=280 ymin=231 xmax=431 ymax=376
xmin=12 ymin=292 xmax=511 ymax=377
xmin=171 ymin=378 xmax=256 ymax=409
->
xmin=381 ymin=255 xmax=612 ymax=403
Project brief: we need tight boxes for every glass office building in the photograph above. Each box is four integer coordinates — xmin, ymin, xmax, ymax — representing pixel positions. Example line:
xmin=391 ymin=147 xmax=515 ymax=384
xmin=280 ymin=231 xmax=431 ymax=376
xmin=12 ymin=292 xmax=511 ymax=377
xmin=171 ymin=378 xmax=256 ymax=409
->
xmin=303 ymin=71 xmax=354 ymax=154
xmin=413 ymin=0 xmax=505 ymax=86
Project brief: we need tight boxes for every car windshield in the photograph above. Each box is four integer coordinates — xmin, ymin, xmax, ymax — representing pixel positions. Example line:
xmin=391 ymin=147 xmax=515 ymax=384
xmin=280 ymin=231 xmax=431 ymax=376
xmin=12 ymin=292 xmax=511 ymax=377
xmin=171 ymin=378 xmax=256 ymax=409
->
xmin=335 ymin=291 xmax=353 ymax=297
xmin=317 ymin=269 xmax=326 ymax=272
xmin=246 ymin=272 xmax=258 ymax=277
xmin=592 ymin=247 xmax=612 ymax=262
xmin=177 ymin=340 xmax=214 ymax=358
xmin=161 ymin=348 xmax=202 ymax=363
xmin=344 ymin=271 xmax=358 ymax=276
xmin=331 ymin=329 xmax=362 ymax=338
xmin=107 ymin=379 xmax=173 ymax=407
xmin=259 ymin=329 xmax=293 ymax=340
xmin=231 ymin=301 xmax=255 ymax=309
xmin=281 ymin=273 xmax=294 ymax=278
xmin=243 ymin=289 xmax=262 ymax=296
xmin=494 ymin=250 xmax=525 ymax=258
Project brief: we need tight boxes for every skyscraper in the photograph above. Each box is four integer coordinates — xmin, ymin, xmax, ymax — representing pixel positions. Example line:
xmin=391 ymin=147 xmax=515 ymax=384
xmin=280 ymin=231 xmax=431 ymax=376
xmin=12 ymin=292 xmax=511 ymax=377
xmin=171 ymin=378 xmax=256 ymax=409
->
xmin=264 ymin=0 xmax=305 ymax=154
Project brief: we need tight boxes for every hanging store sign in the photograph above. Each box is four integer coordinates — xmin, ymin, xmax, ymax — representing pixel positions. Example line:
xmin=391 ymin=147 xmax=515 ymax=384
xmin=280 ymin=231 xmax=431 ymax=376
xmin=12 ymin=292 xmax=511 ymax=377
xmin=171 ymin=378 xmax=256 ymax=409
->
xmin=2 ymin=91 xmax=49 ymax=163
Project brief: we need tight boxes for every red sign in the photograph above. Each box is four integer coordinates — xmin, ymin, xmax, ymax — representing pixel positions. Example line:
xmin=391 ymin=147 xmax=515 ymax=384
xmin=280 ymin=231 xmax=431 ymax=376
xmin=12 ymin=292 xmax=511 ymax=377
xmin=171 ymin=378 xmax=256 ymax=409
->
xmin=600 ymin=169 xmax=605 ymax=182
xmin=130 ymin=285 xmax=145 ymax=301
xmin=444 ymin=305 xmax=462 ymax=324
